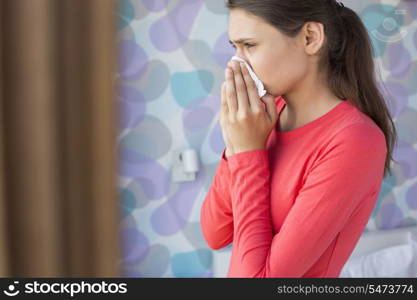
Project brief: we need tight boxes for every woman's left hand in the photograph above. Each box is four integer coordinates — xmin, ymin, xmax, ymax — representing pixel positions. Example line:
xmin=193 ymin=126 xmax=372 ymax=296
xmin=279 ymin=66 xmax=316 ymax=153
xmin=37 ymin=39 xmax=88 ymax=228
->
xmin=222 ymin=60 xmax=279 ymax=155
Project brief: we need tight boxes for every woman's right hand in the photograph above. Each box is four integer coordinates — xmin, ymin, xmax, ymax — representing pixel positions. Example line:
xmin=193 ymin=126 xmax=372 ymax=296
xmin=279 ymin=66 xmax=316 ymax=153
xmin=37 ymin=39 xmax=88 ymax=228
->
xmin=220 ymin=81 xmax=234 ymax=159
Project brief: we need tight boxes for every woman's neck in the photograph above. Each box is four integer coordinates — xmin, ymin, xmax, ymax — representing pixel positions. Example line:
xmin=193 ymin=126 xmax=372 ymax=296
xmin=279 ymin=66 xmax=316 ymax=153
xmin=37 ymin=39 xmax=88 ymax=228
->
xmin=280 ymin=72 xmax=344 ymax=130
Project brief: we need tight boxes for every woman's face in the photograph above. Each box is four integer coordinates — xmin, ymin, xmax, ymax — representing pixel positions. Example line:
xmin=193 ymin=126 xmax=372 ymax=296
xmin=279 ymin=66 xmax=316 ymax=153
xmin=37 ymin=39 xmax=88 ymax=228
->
xmin=228 ymin=8 xmax=310 ymax=97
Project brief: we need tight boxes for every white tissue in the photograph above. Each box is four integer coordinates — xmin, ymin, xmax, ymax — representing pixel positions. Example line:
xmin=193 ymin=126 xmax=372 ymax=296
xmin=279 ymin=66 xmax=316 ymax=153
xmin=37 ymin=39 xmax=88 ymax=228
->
xmin=230 ymin=56 xmax=267 ymax=98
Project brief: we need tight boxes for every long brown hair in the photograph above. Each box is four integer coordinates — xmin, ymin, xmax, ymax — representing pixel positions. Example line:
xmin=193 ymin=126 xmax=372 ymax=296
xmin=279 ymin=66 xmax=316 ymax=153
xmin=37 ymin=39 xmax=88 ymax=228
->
xmin=226 ymin=0 xmax=398 ymax=179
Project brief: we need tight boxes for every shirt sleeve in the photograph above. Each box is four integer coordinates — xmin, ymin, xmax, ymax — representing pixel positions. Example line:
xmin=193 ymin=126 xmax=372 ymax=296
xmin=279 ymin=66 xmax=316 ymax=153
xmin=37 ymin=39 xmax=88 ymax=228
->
xmin=227 ymin=123 xmax=387 ymax=277
xmin=200 ymin=148 xmax=234 ymax=250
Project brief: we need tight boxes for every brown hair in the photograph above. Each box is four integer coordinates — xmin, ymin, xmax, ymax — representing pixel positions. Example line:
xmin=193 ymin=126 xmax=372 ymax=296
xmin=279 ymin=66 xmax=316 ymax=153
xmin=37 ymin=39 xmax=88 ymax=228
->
xmin=226 ymin=0 xmax=398 ymax=179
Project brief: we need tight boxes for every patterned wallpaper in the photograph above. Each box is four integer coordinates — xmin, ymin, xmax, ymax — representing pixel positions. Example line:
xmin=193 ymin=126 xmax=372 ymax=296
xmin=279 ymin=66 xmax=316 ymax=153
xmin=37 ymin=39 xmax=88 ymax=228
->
xmin=115 ymin=0 xmax=417 ymax=277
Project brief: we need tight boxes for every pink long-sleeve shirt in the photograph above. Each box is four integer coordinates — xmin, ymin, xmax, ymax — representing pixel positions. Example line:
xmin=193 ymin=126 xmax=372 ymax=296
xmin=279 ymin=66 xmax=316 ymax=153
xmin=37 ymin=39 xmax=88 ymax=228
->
xmin=200 ymin=96 xmax=387 ymax=278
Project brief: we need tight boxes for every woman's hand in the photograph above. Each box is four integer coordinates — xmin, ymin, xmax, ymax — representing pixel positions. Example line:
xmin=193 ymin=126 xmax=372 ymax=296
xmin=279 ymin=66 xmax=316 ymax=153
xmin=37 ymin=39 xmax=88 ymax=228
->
xmin=220 ymin=81 xmax=235 ymax=158
xmin=220 ymin=60 xmax=278 ymax=155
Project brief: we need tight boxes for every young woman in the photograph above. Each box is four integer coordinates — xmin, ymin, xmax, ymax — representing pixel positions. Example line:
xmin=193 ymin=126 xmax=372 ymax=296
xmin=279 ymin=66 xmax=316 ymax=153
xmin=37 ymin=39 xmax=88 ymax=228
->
xmin=200 ymin=0 xmax=398 ymax=277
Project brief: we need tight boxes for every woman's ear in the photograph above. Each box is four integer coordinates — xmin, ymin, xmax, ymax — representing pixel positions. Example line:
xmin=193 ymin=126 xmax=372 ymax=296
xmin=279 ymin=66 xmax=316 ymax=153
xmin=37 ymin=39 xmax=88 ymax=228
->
xmin=302 ymin=21 xmax=325 ymax=56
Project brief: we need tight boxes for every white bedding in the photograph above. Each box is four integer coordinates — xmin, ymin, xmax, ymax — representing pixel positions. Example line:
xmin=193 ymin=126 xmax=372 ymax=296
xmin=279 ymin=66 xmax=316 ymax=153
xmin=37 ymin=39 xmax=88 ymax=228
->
xmin=340 ymin=225 xmax=417 ymax=277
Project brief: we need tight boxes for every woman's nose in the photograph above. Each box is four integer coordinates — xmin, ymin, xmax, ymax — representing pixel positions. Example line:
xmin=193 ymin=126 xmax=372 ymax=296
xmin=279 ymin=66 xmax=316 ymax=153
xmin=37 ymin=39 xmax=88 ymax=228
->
xmin=234 ymin=50 xmax=248 ymax=61
xmin=230 ymin=53 xmax=251 ymax=68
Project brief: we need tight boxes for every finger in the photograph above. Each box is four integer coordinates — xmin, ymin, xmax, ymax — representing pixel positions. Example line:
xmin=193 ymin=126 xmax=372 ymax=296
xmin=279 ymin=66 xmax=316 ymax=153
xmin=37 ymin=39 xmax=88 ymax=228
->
xmin=225 ymin=67 xmax=238 ymax=117
xmin=220 ymin=81 xmax=228 ymax=124
xmin=240 ymin=62 xmax=263 ymax=113
xmin=221 ymin=81 xmax=228 ymax=113
xmin=230 ymin=61 xmax=249 ymax=114
xmin=262 ymin=94 xmax=278 ymax=123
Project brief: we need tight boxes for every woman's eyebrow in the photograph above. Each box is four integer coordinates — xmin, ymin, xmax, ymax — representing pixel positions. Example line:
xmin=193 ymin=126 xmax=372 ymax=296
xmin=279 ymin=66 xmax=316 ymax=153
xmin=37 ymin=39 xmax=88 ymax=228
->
xmin=228 ymin=38 xmax=255 ymax=45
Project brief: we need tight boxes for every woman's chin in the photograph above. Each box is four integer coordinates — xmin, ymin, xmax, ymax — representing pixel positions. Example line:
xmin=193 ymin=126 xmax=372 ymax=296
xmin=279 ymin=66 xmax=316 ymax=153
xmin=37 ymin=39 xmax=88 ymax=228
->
xmin=265 ymin=91 xmax=280 ymax=98
xmin=263 ymin=86 xmax=279 ymax=98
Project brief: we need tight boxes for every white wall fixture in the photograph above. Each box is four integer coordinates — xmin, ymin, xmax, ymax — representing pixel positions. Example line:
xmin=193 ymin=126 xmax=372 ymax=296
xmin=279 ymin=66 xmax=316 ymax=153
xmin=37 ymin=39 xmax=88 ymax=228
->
xmin=172 ymin=149 xmax=199 ymax=182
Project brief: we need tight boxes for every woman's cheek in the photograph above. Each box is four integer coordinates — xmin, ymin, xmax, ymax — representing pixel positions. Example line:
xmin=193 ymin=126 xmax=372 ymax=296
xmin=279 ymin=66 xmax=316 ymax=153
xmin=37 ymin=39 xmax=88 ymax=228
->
xmin=257 ymin=66 xmax=276 ymax=88
xmin=265 ymin=71 xmax=293 ymax=96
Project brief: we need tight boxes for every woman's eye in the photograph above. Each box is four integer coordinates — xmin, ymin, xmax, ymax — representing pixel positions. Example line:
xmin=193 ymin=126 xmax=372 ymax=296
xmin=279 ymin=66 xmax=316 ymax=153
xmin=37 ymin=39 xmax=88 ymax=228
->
xmin=230 ymin=44 xmax=255 ymax=49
